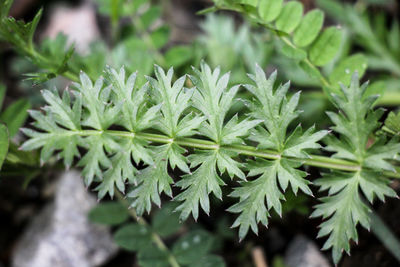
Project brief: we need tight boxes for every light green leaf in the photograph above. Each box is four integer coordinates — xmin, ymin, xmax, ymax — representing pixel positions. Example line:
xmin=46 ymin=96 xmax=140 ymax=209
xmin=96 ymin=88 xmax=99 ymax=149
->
xmin=165 ymin=46 xmax=193 ymax=68
xmin=258 ymin=0 xmax=283 ymax=23
xmin=150 ymin=26 xmax=170 ymax=49
xmin=309 ymin=26 xmax=342 ymax=66
xmin=280 ymin=42 xmax=307 ymax=60
xmin=329 ymin=53 xmax=368 ymax=88
xmin=275 ymin=1 xmax=303 ymax=33
xmin=293 ymin=9 xmax=324 ymax=47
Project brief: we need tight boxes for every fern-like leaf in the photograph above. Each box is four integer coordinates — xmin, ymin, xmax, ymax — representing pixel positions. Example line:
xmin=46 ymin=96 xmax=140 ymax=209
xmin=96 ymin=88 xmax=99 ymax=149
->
xmin=175 ymin=61 xmax=260 ymax=220
xmin=312 ymin=73 xmax=399 ymax=264
xmin=229 ymin=65 xmax=328 ymax=239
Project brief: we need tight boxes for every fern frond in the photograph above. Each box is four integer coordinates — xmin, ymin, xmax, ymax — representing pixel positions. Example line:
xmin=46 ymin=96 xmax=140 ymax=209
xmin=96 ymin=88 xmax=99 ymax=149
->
xmin=312 ymin=73 xmax=399 ymax=264
xmin=175 ymin=61 xmax=260 ymax=220
xmin=128 ymin=66 xmax=204 ymax=215
xmin=228 ymin=64 xmax=328 ymax=239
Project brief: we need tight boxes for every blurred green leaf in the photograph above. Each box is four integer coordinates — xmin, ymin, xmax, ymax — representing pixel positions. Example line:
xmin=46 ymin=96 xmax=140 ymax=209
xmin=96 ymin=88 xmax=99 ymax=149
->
xmin=152 ymin=203 xmax=181 ymax=237
xmin=299 ymin=61 xmax=323 ymax=80
xmin=137 ymin=244 xmax=170 ymax=267
xmin=383 ymin=111 xmax=400 ymax=136
xmin=192 ymin=255 xmax=226 ymax=267
xmin=0 ymin=123 xmax=9 ymax=170
xmin=140 ymin=6 xmax=161 ymax=29
xmin=172 ymin=230 xmax=214 ymax=265
xmin=0 ymin=99 xmax=30 ymax=137
xmin=280 ymin=42 xmax=307 ymax=60
xmin=89 ymin=202 xmax=129 ymax=225
xmin=0 ymin=84 xmax=5 ymax=110
xmin=293 ymin=9 xmax=324 ymax=47
xmin=150 ymin=26 xmax=170 ymax=49
xmin=329 ymin=53 xmax=368 ymax=88
xmin=165 ymin=46 xmax=193 ymax=68
xmin=275 ymin=1 xmax=303 ymax=34
xmin=114 ymin=223 xmax=152 ymax=251
xmin=258 ymin=0 xmax=283 ymax=23
xmin=309 ymin=26 xmax=342 ymax=66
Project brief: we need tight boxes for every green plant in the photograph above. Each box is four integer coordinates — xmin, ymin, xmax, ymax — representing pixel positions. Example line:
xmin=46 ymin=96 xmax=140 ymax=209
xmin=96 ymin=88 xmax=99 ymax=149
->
xmin=19 ymin=61 xmax=400 ymax=264
xmin=1 ymin=0 xmax=400 ymax=266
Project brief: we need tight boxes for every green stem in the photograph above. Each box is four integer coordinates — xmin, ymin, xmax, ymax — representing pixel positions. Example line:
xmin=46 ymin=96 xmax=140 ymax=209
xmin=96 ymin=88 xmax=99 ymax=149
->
xmin=370 ymin=211 xmax=400 ymax=263
xmin=280 ymin=37 xmax=332 ymax=89
xmin=61 ymin=129 xmax=400 ymax=178
xmin=115 ymin=190 xmax=181 ymax=267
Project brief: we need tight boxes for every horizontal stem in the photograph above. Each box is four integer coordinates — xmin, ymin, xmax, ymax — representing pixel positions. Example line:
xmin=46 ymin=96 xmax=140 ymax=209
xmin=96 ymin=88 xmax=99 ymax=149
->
xmin=67 ymin=129 xmax=400 ymax=178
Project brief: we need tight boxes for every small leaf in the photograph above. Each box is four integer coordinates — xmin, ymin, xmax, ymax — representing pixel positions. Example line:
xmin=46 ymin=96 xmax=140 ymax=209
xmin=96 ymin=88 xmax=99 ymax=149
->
xmin=150 ymin=26 xmax=170 ymax=49
xmin=165 ymin=46 xmax=193 ymax=68
xmin=0 ymin=124 xmax=9 ymax=170
xmin=309 ymin=26 xmax=342 ymax=66
xmin=258 ymin=0 xmax=283 ymax=23
xmin=280 ymin=42 xmax=307 ymax=60
xmin=137 ymin=244 xmax=170 ymax=267
xmin=275 ymin=1 xmax=303 ymax=33
xmin=293 ymin=9 xmax=324 ymax=47
xmin=152 ymin=203 xmax=181 ymax=237
xmin=172 ymin=230 xmax=214 ymax=265
xmin=114 ymin=223 xmax=152 ymax=251
xmin=140 ymin=6 xmax=162 ymax=29
xmin=88 ymin=202 xmax=129 ymax=225
xmin=329 ymin=54 xmax=368 ymax=88
xmin=0 ymin=99 xmax=31 ymax=137
xmin=299 ymin=60 xmax=323 ymax=80
xmin=192 ymin=255 xmax=226 ymax=267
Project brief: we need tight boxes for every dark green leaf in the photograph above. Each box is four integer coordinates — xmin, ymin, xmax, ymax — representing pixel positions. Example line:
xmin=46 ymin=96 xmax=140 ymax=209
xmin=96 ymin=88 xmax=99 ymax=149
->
xmin=114 ymin=223 xmax=152 ymax=251
xmin=152 ymin=203 xmax=181 ymax=237
xmin=172 ymin=230 xmax=214 ymax=265
xmin=192 ymin=255 xmax=226 ymax=267
xmin=0 ymin=123 xmax=9 ymax=170
xmin=89 ymin=202 xmax=129 ymax=225
xmin=137 ymin=244 xmax=170 ymax=267
xmin=0 ymin=99 xmax=31 ymax=137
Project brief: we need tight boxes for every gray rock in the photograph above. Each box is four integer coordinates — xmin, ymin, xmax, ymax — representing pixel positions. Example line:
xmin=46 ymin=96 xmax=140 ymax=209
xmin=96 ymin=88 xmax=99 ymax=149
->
xmin=284 ymin=235 xmax=331 ymax=267
xmin=12 ymin=171 xmax=118 ymax=267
